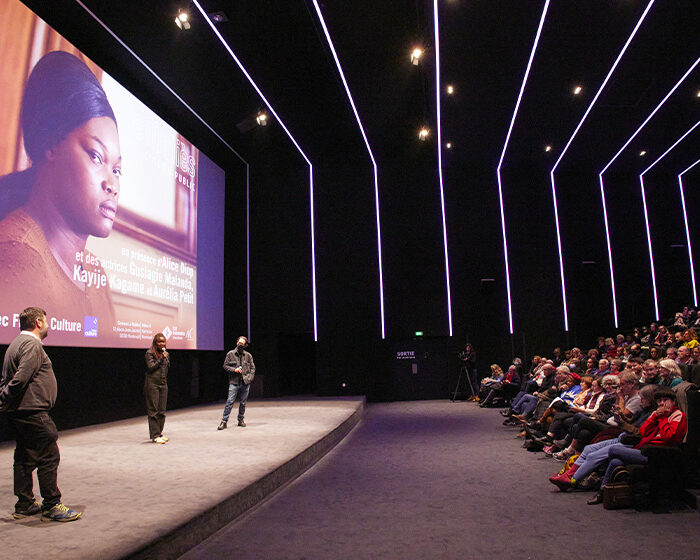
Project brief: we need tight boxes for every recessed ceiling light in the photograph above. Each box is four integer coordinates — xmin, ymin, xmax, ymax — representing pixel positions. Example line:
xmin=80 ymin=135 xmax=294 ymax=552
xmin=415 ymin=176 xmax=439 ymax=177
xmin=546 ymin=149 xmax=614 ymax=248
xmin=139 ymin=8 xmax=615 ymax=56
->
xmin=573 ymin=85 xmax=582 ymax=95
xmin=411 ymin=47 xmax=423 ymax=65
xmin=175 ymin=9 xmax=191 ymax=30
xmin=418 ymin=127 xmax=429 ymax=140
xmin=696 ymin=90 xmax=700 ymax=98
xmin=639 ymin=150 xmax=647 ymax=156
xmin=446 ymin=142 xmax=452 ymax=149
xmin=446 ymin=84 xmax=455 ymax=95
xmin=256 ymin=112 xmax=268 ymax=126
xmin=545 ymin=145 xmax=552 ymax=152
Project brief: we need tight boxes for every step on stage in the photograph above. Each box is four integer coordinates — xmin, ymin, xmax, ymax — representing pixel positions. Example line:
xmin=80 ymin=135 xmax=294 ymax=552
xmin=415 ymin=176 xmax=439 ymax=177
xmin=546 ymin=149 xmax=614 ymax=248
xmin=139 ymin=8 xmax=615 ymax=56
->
xmin=0 ymin=397 xmax=364 ymax=560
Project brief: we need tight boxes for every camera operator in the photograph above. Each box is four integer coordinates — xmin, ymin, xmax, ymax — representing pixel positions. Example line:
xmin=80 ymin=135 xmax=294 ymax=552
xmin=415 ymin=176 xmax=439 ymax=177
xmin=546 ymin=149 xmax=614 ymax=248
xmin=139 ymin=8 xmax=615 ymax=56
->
xmin=458 ymin=343 xmax=477 ymax=400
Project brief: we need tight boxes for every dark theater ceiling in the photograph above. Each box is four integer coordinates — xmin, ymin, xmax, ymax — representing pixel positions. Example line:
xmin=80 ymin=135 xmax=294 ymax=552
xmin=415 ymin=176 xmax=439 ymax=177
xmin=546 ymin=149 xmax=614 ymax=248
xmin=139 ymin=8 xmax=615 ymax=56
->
xmin=24 ymin=0 xmax=700 ymax=348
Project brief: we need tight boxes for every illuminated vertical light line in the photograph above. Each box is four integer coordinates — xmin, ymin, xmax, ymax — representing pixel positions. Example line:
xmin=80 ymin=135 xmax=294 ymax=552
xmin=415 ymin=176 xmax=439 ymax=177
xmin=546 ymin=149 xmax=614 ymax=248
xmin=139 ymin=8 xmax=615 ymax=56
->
xmin=679 ymin=158 xmax=700 ymax=307
xmin=598 ymin=56 xmax=700 ymax=327
xmin=639 ymin=119 xmax=700 ymax=320
xmin=246 ymin=164 xmax=252 ymax=337
xmin=434 ymin=0 xmax=453 ymax=336
xmin=310 ymin=0 xmax=386 ymax=339
xmin=191 ymin=1 xmax=319 ymax=341
xmin=496 ymin=0 xmax=550 ymax=334
xmin=550 ymin=0 xmax=655 ymax=331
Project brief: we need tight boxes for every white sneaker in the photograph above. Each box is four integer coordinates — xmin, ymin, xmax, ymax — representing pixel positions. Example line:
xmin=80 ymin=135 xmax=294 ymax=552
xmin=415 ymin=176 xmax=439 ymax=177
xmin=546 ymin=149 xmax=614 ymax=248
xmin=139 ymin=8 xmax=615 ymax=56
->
xmin=161 ymin=436 xmax=169 ymax=442
xmin=153 ymin=436 xmax=167 ymax=444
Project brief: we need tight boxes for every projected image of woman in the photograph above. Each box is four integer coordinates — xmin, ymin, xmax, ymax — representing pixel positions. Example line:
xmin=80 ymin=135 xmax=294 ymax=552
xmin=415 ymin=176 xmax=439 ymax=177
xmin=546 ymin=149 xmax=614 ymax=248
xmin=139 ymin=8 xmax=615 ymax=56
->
xmin=0 ymin=51 xmax=120 ymax=336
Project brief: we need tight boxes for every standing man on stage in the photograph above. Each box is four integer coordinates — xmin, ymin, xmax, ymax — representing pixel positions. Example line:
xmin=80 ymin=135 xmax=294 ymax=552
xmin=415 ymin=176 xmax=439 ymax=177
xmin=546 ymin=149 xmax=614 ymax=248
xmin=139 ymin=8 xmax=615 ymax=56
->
xmin=0 ymin=307 xmax=81 ymax=521
xmin=218 ymin=336 xmax=255 ymax=430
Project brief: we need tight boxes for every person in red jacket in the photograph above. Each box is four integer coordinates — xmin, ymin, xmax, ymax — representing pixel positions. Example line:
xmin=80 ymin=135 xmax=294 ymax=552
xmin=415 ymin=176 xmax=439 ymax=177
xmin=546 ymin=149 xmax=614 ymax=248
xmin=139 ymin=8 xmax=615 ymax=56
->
xmin=587 ymin=388 xmax=687 ymax=504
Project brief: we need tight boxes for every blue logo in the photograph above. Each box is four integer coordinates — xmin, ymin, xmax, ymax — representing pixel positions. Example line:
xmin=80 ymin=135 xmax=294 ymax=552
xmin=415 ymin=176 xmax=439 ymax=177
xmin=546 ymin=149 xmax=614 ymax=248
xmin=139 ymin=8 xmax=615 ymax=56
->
xmin=84 ymin=316 xmax=98 ymax=337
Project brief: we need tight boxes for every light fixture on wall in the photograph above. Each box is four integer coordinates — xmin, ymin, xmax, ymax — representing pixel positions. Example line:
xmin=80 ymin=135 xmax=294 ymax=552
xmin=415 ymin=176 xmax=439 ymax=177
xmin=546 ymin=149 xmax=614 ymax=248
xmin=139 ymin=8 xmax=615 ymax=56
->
xmin=256 ymin=111 xmax=268 ymax=126
xmin=175 ymin=9 xmax=191 ymax=30
xmin=446 ymin=84 xmax=454 ymax=95
xmin=418 ymin=127 xmax=429 ymax=140
xmin=573 ymin=85 xmax=582 ymax=95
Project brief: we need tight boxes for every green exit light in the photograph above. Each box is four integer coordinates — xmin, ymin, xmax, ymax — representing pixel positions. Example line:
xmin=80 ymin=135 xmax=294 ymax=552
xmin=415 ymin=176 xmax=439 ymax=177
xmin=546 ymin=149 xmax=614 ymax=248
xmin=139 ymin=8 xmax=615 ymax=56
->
xmin=414 ymin=331 xmax=424 ymax=336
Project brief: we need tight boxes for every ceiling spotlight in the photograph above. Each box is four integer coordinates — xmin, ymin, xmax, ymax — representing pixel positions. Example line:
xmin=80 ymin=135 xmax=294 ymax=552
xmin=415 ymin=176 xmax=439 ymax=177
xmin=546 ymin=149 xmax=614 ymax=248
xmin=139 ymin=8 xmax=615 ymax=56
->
xmin=545 ymin=145 xmax=552 ymax=152
xmin=175 ymin=9 xmax=191 ymax=30
xmin=411 ymin=48 xmax=423 ymax=66
xmin=446 ymin=84 xmax=455 ymax=95
xmin=639 ymin=150 xmax=647 ymax=156
xmin=256 ymin=111 xmax=268 ymax=126
xmin=696 ymin=90 xmax=700 ymax=98
xmin=446 ymin=142 xmax=452 ymax=149
xmin=573 ymin=85 xmax=582 ymax=95
xmin=418 ymin=127 xmax=429 ymax=141
xmin=208 ymin=11 xmax=228 ymax=23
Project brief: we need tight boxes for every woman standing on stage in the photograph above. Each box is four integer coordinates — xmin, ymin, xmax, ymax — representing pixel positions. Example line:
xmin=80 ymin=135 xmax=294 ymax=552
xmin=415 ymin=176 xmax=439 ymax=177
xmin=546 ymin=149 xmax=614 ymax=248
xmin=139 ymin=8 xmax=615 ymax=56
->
xmin=145 ymin=333 xmax=170 ymax=443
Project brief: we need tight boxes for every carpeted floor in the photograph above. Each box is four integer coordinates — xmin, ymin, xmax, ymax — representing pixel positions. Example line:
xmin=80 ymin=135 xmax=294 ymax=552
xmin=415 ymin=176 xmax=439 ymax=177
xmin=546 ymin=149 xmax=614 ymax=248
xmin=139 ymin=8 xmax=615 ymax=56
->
xmin=181 ymin=400 xmax=700 ymax=560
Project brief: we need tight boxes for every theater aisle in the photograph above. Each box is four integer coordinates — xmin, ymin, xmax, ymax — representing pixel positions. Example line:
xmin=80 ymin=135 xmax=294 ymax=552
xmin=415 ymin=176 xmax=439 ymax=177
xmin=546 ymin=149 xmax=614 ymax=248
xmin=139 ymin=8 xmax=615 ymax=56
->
xmin=181 ymin=400 xmax=699 ymax=560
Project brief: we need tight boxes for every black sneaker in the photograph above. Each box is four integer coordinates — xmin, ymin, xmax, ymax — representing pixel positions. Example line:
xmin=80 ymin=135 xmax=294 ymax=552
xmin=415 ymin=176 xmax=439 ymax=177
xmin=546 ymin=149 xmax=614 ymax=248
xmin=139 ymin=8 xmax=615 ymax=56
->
xmin=238 ymin=419 xmax=246 ymax=427
xmin=13 ymin=501 xmax=41 ymax=519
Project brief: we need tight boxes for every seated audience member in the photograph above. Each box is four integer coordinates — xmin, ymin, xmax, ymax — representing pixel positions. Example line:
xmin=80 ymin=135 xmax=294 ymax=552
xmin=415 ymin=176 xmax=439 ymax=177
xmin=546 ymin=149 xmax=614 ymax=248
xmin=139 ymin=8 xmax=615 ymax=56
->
xmin=683 ymin=328 xmax=699 ymax=349
xmin=626 ymin=357 xmax=644 ymax=379
xmin=640 ymin=359 xmax=660 ymax=385
xmin=654 ymin=324 xmax=672 ymax=347
xmin=551 ymin=375 xmax=619 ymax=460
xmin=584 ymin=357 xmax=598 ymax=377
xmin=516 ymin=368 xmax=580 ymax=426
xmin=672 ymin=331 xmax=685 ymax=349
xmin=588 ymin=388 xmax=687 ymax=505
xmin=529 ymin=375 xmax=592 ymax=441
xmin=502 ymin=364 xmax=557 ymax=423
xmin=676 ymin=345 xmax=693 ymax=366
xmin=475 ymin=364 xmax=504 ymax=402
xmin=501 ymin=363 xmax=556 ymax=418
xmin=610 ymin=358 xmax=623 ymax=377
xmin=480 ymin=365 xmax=520 ymax=407
xmin=593 ymin=358 xmax=611 ymax=379
xmin=603 ymin=339 xmax=616 ymax=358
xmin=665 ymin=346 xmax=678 ymax=363
xmin=648 ymin=346 xmax=663 ymax=361
xmin=691 ymin=346 xmax=700 ymax=365
xmin=657 ymin=359 xmax=683 ymax=388
xmin=640 ymin=327 xmax=651 ymax=347
xmin=552 ymin=347 xmax=563 ymax=366
xmin=549 ymin=384 xmax=657 ymax=491
xmin=619 ymin=345 xmax=632 ymax=364
xmin=673 ymin=313 xmax=687 ymax=330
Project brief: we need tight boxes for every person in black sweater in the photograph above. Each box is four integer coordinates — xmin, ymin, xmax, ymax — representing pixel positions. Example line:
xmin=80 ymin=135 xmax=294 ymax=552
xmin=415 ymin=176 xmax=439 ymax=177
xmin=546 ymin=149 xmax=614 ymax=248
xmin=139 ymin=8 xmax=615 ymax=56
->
xmin=0 ymin=306 xmax=81 ymax=521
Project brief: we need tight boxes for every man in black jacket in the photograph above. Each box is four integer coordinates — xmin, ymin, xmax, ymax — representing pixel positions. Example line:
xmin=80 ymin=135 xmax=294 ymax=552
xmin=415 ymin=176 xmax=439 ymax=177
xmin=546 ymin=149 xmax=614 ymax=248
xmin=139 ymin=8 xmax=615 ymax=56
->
xmin=218 ymin=336 xmax=256 ymax=429
xmin=0 ymin=307 xmax=81 ymax=521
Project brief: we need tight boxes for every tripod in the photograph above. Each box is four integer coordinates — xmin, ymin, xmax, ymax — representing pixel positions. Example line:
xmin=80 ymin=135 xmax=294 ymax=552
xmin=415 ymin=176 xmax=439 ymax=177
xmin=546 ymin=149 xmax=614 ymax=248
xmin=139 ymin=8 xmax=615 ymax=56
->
xmin=451 ymin=363 xmax=476 ymax=402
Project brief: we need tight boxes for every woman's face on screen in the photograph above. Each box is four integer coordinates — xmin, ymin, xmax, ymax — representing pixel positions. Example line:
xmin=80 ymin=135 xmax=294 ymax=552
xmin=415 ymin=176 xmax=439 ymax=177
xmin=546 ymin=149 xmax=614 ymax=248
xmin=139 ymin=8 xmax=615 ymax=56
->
xmin=45 ymin=116 xmax=122 ymax=238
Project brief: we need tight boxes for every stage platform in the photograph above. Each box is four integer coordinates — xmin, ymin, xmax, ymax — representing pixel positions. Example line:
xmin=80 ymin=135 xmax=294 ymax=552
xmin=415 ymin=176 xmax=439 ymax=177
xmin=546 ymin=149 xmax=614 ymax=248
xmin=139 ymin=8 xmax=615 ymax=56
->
xmin=0 ymin=397 xmax=364 ymax=560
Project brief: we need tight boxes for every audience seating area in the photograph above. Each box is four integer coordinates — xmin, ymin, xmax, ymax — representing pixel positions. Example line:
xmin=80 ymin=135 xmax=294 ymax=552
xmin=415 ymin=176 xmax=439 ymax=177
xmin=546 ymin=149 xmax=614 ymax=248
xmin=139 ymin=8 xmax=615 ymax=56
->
xmin=472 ymin=305 xmax=700 ymax=512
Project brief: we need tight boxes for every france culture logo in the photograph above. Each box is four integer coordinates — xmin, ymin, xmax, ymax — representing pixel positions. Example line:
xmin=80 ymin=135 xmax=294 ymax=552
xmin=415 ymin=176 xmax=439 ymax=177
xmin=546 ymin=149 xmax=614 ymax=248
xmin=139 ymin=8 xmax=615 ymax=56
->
xmin=84 ymin=316 xmax=98 ymax=338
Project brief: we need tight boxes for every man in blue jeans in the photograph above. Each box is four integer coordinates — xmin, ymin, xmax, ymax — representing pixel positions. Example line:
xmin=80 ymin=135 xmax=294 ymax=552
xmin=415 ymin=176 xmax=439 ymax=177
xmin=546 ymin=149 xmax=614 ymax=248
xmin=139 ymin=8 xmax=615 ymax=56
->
xmin=218 ymin=336 xmax=256 ymax=429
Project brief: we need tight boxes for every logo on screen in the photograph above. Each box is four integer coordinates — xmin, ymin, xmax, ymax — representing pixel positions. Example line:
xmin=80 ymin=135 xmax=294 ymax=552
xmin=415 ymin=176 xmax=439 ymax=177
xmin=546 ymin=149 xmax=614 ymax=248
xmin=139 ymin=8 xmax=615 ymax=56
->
xmin=84 ymin=316 xmax=98 ymax=337
xmin=162 ymin=326 xmax=173 ymax=340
